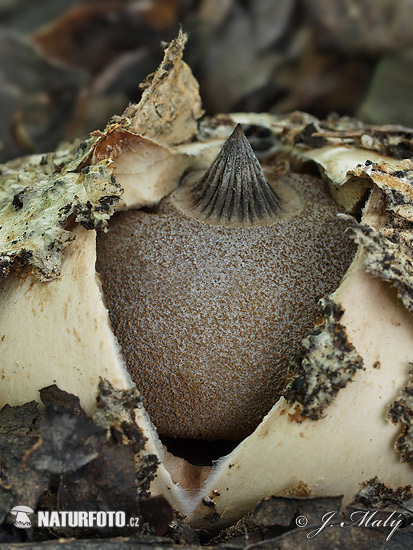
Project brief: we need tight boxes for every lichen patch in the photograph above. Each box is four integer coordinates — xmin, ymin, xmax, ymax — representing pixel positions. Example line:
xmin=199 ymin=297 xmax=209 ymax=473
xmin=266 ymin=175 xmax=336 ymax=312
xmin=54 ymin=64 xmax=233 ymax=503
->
xmin=93 ymin=380 xmax=159 ymax=497
xmin=0 ymin=30 xmax=203 ymax=281
xmin=348 ymin=163 xmax=413 ymax=315
xmin=349 ymin=160 xmax=413 ymax=221
xmin=289 ymin=297 xmax=364 ymax=419
xmin=0 ymin=139 xmax=121 ymax=280
xmin=351 ymin=223 xmax=413 ymax=315
xmin=388 ymin=371 xmax=413 ymax=463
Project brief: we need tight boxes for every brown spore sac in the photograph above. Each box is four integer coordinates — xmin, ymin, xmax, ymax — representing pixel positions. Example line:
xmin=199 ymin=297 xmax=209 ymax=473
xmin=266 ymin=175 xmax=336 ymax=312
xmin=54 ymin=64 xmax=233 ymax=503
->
xmin=96 ymin=173 xmax=356 ymax=441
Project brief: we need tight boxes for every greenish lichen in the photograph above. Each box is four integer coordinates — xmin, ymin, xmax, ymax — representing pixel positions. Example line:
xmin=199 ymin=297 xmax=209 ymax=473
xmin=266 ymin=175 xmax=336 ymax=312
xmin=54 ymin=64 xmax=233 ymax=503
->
xmin=0 ymin=138 xmax=122 ymax=280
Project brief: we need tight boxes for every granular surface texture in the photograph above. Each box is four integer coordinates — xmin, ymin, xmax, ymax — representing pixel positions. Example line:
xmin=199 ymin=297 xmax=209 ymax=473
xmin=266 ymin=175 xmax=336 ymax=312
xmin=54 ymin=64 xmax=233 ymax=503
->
xmin=96 ymin=173 xmax=356 ymax=440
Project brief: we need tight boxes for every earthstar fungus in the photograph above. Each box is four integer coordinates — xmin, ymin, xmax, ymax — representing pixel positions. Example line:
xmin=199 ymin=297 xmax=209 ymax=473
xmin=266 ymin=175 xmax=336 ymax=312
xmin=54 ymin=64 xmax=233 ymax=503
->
xmin=96 ymin=123 xmax=356 ymax=441
xmin=0 ymin=32 xmax=412 ymax=528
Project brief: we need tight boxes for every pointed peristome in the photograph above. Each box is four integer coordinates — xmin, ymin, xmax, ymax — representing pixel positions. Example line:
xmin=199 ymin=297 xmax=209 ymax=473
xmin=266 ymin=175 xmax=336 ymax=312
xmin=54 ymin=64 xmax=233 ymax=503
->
xmin=190 ymin=124 xmax=282 ymax=226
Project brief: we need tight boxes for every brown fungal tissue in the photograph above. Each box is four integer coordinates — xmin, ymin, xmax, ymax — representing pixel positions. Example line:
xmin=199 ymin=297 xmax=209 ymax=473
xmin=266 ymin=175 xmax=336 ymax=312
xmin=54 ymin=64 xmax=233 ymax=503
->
xmin=96 ymin=125 xmax=357 ymax=441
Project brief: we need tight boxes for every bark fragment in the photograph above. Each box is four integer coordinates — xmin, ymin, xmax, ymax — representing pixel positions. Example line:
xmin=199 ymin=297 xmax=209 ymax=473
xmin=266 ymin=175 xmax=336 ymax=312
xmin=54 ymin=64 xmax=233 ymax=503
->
xmin=0 ymin=383 xmax=163 ymax=541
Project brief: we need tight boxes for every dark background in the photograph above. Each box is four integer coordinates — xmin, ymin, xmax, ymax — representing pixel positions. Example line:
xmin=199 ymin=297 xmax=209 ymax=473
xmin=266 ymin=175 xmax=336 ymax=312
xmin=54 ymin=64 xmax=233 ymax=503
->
xmin=2 ymin=0 xmax=413 ymax=162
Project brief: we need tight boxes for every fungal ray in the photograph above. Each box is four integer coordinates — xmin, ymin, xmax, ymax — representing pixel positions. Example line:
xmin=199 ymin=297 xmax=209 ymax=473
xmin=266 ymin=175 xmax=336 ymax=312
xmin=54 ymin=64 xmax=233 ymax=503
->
xmin=188 ymin=124 xmax=282 ymax=226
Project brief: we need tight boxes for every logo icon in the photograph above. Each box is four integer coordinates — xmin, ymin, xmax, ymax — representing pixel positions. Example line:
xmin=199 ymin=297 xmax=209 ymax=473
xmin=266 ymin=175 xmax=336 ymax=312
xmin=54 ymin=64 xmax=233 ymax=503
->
xmin=10 ymin=506 xmax=34 ymax=529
